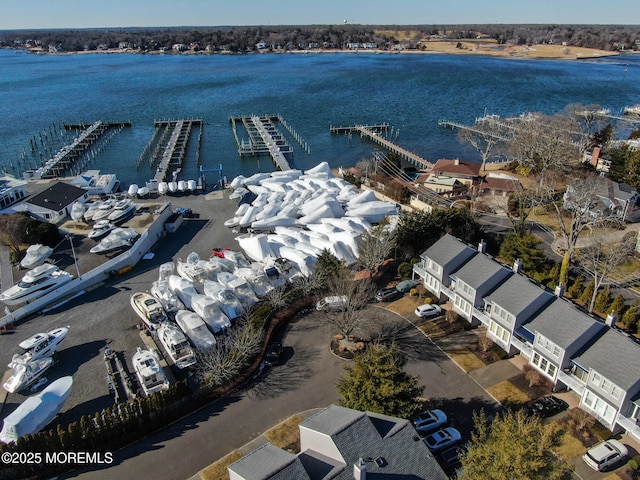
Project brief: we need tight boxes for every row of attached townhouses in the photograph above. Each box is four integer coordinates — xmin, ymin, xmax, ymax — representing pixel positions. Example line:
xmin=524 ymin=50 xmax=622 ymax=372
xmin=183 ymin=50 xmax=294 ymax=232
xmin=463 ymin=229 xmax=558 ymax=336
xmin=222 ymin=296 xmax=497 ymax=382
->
xmin=413 ymin=233 xmax=640 ymax=440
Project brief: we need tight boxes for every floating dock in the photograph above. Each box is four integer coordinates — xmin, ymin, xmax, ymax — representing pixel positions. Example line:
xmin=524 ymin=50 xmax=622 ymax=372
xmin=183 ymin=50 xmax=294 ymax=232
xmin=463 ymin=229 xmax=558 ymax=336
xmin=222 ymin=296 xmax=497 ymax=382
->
xmin=147 ymin=119 xmax=202 ymax=182
xmin=331 ymin=124 xmax=434 ymax=169
xmin=230 ymin=114 xmax=299 ymax=170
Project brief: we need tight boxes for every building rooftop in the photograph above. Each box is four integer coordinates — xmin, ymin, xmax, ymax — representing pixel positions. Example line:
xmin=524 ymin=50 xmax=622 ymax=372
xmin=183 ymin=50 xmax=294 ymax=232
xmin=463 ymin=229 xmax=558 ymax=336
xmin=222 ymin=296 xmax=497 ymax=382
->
xmin=431 ymin=158 xmax=481 ymax=178
xmin=573 ymin=328 xmax=640 ymax=391
xmin=229 ymin=443 xmax=311 ymax=480
xmin=420 ymin=233 xmax=477 ymax=271
xmin=453 ymin=253 xmax=511 ymax=291
xmin=486 ymin=273 xmax=554 ymax=319
xmin=26 ymin=181 xmax=86 ymax=210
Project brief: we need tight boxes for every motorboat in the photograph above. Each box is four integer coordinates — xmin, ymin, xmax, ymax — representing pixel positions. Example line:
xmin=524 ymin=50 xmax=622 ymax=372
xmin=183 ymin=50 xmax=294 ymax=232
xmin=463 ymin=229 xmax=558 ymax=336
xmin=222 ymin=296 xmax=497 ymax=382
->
xmin=190 ymin=294 xmax=231 ymax=334
xmin=234 ymin=267 xmax=273 ymax=298
xmin=130 ymin=292 xmax=167 ymax=331
xmin=0 ymin=376 xmax=73 ymax=444
xmin=83 ymin=200 xmax=103 ymax=221
xmin=132 ymin=346 xmax=169 ymax=396
xmin=20 ymin=244 xmax=53 ymax=269
xmin=9 ymin=326 xmax=69 ymax=370
xmin=145 ymin=179 xmax=159 ymax=194
xmin=187 ymin=179 xmax=197 ymax=191
xmin=89 ymin=227 xmax=139 ymax=255
xmin=150 ymin=280 xmax=184 ymax=316
xmin=137 ymin=186 xmax=149 ymax=198
xmin=3 ymin=357 xmax=54 ymax=393
xmin=177 ymin=180 xmax=187 ymax=192
xmin=70 ymin=201 xmax=86 ymax=222
xmin=127 ymin=184 xmax=139 ymax=198
xmin=202 ymin=281 xmax=244 ymax=319
xmin=216 ymin=272 xmax=258 ymax=306
xmin=87 ymin=220 xmax=116 ymax=240
xmin=176 ymin=252 xmax=208 ymax=284
xmin=168 ymin=181 xmax=178 ymax=194
xmin=91 ymin=198 xmax=117 ymax=221
xmin=175 ymin=310 xmax=217 ymax=350
xmin=168 ymin=274 xmax=197 ymax=310
xmin=157 ymin=322 xmax=196 ymax=369
xmin=107 ymin=198 xmax=136 ymax=224
xmin=158 ymin=182 xmax=169 ymax=195
xmin=0 ymin=264 xmax=74 ymax=306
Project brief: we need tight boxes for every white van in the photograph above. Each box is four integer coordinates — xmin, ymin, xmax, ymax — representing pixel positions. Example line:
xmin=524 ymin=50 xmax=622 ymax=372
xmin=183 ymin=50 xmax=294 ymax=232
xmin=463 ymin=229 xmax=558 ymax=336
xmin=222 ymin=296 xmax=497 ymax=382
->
xmin=316 ymin=295 xmax=349 ymax=312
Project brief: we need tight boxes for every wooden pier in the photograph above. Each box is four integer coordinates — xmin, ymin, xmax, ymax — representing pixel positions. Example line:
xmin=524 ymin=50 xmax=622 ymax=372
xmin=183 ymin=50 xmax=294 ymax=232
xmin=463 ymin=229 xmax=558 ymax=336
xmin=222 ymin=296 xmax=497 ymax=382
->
xmin=149 ymin=119 xmax=202 ymax=182
xmin=438 ymin=119 xmax=510 ymax=140
xmin=229 ymin=115 xmax=294 ymax=170
xmin=332 ymin=124 xmax=433 ymax=169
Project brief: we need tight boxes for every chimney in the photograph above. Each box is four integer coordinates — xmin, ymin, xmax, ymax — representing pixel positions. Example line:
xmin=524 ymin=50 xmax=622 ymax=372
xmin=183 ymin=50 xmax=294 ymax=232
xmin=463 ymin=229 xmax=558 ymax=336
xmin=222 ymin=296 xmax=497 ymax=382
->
xmin=513 ymin=259 xmax=522 ymax=274
xmin=478 ymin=240 xmax=487 ymax=253
xmin=454 ymin=158 xmax=460 ymax=165
xmin=354 ymin=458 xmax=367 ymax=480
xmin=554 ymin=283 xmax=565 ymax=298
xmin=606 ymin=312 xmax=617 ymax=328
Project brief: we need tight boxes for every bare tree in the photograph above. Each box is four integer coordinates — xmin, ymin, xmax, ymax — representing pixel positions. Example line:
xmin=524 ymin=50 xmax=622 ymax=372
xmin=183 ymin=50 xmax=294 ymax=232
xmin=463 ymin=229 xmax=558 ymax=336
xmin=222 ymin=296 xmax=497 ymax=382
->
xmin=264 ymin=286 xmax=288 ymax=310
xmin=357 ymin=224 xmax=396 ymax=278
xmin=564 ymin=103 xmax=611 ymax=155
xmin=323 ymin=271 xmax=376 ymax=338
xmin=194 ymin=321 xmax=264 ymax=388
xmin=458 ymin=116 xmax=510 ymax=171
xmin=509 ymin=113 xmax=581 ymax=192
xmin=552 ymin=175 xmax=623 ymax=285
xmin=0 ymin=213 xmax=25 ymax=255
xmin=576 ymin=234 xmax=635 ymax=313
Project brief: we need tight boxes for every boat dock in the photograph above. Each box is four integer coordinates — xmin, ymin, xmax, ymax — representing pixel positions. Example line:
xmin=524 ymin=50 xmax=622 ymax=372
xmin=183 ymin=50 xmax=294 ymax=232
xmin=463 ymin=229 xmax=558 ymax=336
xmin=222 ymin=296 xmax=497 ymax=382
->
xmin=229 ymin=115 xmax=296 ymax=170
xmin=438 ymin=118 xmax=511 ymax=140
xmin=145 ymin=119 xmax=202 ymax=182
xmin=331 ymin=124 xmax=434 ymax=169
xmin=26 ymin=121 xmax=130 ymax=179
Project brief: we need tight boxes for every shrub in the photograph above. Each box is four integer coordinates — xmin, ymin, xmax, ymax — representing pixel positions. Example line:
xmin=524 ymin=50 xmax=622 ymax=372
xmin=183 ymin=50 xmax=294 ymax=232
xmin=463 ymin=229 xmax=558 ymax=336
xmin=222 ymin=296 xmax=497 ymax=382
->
xmin=397 ymin=262 xmax=412 ymax=278
xmin=594 ymin=285 xmax=612 ymax=313
xmin=567 ymin=274 xmax=585 ymax=298
xmin=628 ymin=459 xmax=639 ymax=471
xmin=445 ymin=309 xmax=460 ymax=324
xmin=423 ymin=297 xmax=433 ymax=304
xmin=525 ymin=369 xmax=543 ymax=387
xmin=409 ymin=288 xmax=418 ymax=296
xmin=579 ymin=281 xmax=595 ymax=305
xmin=609 ymin=294 xmax=626 ymax=316
xmin=478 ymin=334 xmax=494 ymax=353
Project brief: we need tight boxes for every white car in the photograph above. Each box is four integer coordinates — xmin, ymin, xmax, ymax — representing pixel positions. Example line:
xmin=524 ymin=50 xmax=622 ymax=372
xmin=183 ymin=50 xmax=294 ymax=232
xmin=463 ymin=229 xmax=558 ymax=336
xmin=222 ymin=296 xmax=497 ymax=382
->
xmin=583 ymin=439 xmax=628 ymax=471
xmin=415 ymin=303 xmax=442 ymax=318
xmin=412 ymin=409 xmax=447 ymax=434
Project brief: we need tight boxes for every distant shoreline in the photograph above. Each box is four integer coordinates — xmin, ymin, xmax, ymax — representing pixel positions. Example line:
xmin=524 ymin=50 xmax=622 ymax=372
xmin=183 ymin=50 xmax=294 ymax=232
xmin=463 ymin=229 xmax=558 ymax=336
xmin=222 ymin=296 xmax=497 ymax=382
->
xmin=11 ymin=42 xmax=626 ymax=61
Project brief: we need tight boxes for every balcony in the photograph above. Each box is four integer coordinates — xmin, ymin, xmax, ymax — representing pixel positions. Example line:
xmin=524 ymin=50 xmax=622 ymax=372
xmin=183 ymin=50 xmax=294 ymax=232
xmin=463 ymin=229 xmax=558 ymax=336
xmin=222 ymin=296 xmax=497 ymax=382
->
xmin=412 ymin=264 xmax=427 ymax=280
xmin=510 ymin=336 xmax=533 ymax=359
xmin=472 ymin=307 xmax=491 ymax=327
xmin=557 ymin=370 xmax=586 ymax=396
xmin=616 ymin=413 xmax=640 ymax=441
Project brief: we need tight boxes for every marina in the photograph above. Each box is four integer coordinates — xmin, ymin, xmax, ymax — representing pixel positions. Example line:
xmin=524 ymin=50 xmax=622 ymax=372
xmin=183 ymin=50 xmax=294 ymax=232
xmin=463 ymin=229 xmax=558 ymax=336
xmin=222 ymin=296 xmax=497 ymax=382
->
xmin=230 ymin=115 xmax=298 ymax=170
xmin=148 ymin=119 xmax=202 ymax=183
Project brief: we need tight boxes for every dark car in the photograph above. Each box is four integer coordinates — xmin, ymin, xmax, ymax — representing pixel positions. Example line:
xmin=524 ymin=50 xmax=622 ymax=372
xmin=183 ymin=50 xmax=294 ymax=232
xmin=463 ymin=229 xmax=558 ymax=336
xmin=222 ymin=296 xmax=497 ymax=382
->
xmin=438 ymin=447 xmax=462 ymax=471
xmin=265 ymin=342 xmax=283 ymax=367
xmin=527 ymin=395 xmax=569 ymax=418
xmin=174 ymin=207 xmax=193 ymax=218
xmin=375 ymin=287 xmax=402 ymax=302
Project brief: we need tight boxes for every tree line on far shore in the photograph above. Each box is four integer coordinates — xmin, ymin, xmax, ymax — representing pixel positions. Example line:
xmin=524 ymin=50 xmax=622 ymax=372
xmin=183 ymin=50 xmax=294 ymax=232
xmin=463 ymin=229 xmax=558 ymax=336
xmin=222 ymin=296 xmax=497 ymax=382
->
xmin=1 ymin=24 xmax=639 ymax=54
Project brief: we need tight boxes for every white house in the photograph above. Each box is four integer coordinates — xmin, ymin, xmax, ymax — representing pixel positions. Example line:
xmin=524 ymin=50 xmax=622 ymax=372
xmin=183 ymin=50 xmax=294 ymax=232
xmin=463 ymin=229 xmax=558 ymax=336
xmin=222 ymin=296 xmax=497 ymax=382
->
xmin=23 ymin=181 xmax=88 ymax=223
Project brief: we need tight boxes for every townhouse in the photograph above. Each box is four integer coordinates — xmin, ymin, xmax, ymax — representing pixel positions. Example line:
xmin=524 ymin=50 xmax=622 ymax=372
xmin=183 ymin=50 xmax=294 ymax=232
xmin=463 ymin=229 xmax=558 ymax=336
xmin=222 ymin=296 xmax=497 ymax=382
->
xmin=413 ymin=234 xmax=640 ymax=437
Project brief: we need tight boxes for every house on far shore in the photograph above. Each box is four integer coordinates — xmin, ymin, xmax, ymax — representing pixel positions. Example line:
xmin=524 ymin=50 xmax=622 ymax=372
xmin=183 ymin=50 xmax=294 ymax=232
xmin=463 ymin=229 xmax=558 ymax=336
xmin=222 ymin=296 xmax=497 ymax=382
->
xmin=23 ymin=181 xmax=88 ymax=223
xmin=228 ymin=404 xmax=448 ymax=480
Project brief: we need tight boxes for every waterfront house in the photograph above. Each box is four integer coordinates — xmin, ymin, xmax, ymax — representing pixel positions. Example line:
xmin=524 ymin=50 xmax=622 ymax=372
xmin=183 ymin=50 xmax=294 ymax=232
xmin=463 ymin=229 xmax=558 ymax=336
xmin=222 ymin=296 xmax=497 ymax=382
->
xmin=228 ymin=404 xmax=447 ymax=480
xmin=477 ymin=173 xmax=522 ymax=197
xmin=483 ymin=271 xmax=555 ymax=355
xmin=429 ymin=159 xmax=481 ymax=187
xmin=564 ymin=178 xmax=640 ymax=223
xmin=412 ymin=234 xmax=477 ymax=300
xmin=415 ymin=172 xmax=467 ymax=197
xmin=449 ymin=246 xmax=512 ymax=323
xmin=0 ymin=175 xmax=28 ymax=211
xmin=23 ymin=181 xmax=88 ymax=223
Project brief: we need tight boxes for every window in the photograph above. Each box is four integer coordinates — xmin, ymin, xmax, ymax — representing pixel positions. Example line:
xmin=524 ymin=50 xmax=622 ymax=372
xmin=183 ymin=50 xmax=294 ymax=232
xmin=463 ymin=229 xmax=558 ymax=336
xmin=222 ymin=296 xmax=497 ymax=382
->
xmin=583 ymin=391 xmax=616 ymax=425
xmin=490 ymin=321 xmax=510 ymax=344
xmin=591 ymin=372 xmax=602 ymax=386
xmin=454 ymin=295 xmax=471 ymax=316
xmin=531 ymin=352 xmax=557 ymax=378
xmin=611 ymin=386 xmax=621 ymax=400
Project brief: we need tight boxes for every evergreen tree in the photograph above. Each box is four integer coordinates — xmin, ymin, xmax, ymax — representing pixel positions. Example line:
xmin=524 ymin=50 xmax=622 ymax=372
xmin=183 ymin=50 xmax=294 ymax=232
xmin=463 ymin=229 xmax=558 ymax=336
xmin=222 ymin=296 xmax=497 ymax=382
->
xmin=579 ymin=280 xmax=595 ymax=305
xmin=498 ymin=232 xmax=546 ymax=274
xmin=622 ymin=301 xmax=640 ymax=330
xmin=337 ymin=343 xmax=423 ymax=418
xmin=459 ymin=409 xmax=571 ymax=480
xmin=609 ymin=294 xmax=626 ymax=315
xmin=594 ymin=285 xmax=612 ymax=313
xmin=314 ymin=249 xmax=346 ymax=291
xmin=567 ymin=274 xmax=585 ymax=298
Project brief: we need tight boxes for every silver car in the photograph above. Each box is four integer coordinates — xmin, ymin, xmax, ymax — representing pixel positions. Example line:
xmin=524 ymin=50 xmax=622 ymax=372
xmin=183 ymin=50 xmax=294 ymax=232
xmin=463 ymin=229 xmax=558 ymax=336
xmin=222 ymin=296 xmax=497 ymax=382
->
xmin=583 ymin=439 xmax=628 ymax=471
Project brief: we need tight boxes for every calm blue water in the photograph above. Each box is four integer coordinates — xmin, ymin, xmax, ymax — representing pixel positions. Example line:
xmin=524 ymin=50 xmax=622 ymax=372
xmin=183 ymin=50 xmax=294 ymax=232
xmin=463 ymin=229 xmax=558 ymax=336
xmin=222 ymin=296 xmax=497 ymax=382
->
xmin=2 ymin=50 xmax=640 ymax=189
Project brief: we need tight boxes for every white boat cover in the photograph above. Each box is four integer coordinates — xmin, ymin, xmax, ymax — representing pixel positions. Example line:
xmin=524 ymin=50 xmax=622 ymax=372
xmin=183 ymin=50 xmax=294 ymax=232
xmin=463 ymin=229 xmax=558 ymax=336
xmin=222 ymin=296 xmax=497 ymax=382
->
xmin=190 ymin=295 xmax=231 ymax=333
xmin=236 ymin=234 xmax=276 ymax=263
xmin=229 ymin=175 xmax=247 ymax=189
xmin=346 ymin=189 xmax=379 ymax=206
xmin=168 ymin=275 xmax=197 ymax=310
xmin=0 ymin=376 xmax=73 ymax=444
xmin=304 ymin=161 xmax=331 ymax=175
xmin=175 ymin=310 xmax=216 ymax=350
xmin=70 ymin=201 xmax=86 ymax=222
xmin=20 ymin=244 xmax=54 ymax=269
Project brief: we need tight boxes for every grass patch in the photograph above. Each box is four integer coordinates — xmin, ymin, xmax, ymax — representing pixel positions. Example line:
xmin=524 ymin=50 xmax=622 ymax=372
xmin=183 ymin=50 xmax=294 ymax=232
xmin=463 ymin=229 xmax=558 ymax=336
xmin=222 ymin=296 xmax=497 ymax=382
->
xmin=553 ymin=425 xmax=587 ymax=461
xmin=386 ymin=296 xmax=421 ymax=316
xmin=264 ymin=415 xmax=302 ymax=453
xmin=486 ymin=381 xmax=531 ymax=408
xmin=199 ymin=450 xmax=243 ymax=480
xmin=449 ymin=348 xmax=486 ymax=372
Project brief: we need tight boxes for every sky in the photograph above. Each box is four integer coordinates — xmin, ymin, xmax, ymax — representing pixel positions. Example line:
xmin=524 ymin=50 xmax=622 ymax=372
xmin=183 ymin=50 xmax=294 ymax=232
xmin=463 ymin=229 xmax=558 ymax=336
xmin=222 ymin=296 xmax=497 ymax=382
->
xmin=2 ymin=0 xmax=639 ymax=30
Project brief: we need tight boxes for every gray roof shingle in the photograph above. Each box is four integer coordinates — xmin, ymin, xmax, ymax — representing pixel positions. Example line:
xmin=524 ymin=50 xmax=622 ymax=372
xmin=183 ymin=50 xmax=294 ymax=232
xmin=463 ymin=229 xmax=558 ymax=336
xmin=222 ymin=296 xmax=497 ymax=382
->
xmin=229 ymin=443 xmax=311 ymax=480
xmin=453 ymin=254 xmax=511 ymax=291
xmin=420 ymin=234 xmax=476 ymax=271
xmin=26 ymin=181 xmax=86 ymax=210
xmin=573 ymin=328 xmax=640 ymax=391
xmin=525 ymin=298 xmax=605 ymax=350
xmin=486 ymin=274 xmax=554 ymax=319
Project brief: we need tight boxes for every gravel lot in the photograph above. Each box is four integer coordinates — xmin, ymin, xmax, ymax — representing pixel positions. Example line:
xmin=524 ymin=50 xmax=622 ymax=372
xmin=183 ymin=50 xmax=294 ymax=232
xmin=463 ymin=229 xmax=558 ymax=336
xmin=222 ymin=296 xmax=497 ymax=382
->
xmin=0 ymin=189 xmax=241 ymax=425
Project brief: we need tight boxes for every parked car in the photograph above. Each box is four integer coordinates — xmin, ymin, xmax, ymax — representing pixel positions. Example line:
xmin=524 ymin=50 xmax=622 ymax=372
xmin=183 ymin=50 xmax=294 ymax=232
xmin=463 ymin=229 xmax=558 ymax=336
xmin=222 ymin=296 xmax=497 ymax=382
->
xmin=174 ymin=207 xmax=193 ymax=218
xmin=316 ymin=296 xmax=349 ymax=312
xmin=375 ymin=287 xmax=402 ymax=303
xmin=415 ymin=303 xmax=443 ymax=318
xmin=412 ymin=409 xmax=447 ymax=434
xmin=423 ymin=427 xmax=462 ymax=452
xmin=265 ymin=342 xmax=283 ymax=367
xmin=438 ymin=446 xmax=463 ymax=471
xmin=583 ymin=439 xmax=628 ymax=471
xmin=396 ymin=279 xmax=418 ymax=293
xmin=527 ymin=395 xmax=569 ymax=418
